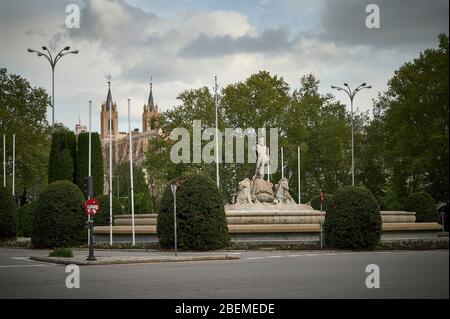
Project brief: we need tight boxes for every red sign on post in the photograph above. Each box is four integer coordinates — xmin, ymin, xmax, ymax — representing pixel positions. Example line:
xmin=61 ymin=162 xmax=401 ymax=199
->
xmin=84 ymin=198 xmax=100 ymax=216
xmin=320 ymin=192 xmax=324 ymax=203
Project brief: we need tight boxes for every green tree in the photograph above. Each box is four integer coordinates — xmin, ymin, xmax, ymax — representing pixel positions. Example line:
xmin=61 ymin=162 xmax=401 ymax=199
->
xmin=371 ymin=34 xmax=449 ymax=204
xmin=113 ymin=161 xmax=147 ymax=198
xmin=76 ymin=132 xmax=104 ymax=197
xmin=0 ymin=68 xmax=51 ymax=203
xmin=284 ymin=74 xmax=352 ymax=201
xmin=48 ymin=133 xmax=74 ymax=184
xmin=66 ymin=131 xmax=77 ymax=184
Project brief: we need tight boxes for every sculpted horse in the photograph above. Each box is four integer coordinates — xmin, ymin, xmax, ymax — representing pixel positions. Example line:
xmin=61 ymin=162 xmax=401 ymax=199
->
xmin=274 ymin=178 xmax=294 ymax=204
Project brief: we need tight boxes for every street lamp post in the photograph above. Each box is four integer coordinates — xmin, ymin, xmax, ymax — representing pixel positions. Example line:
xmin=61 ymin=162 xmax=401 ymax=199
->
xmin=27 ymin=46 xmax=79 ymax=131
xmin=331 ymin=83 xmax=371 ymax=186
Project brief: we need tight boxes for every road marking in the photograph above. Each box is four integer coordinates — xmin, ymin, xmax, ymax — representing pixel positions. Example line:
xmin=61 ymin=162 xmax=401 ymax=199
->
xmin=0 ymin=264 xmax=57 ymax=269
xmin=266 ymin=255 xmax=283 ymax=258
xmin=11 ymin=257 xmax=57 ymax=265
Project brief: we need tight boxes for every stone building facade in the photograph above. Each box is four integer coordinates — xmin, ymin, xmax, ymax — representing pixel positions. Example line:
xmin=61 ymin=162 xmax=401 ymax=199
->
xmin=100 ymin=80 xmax=160 ymax=193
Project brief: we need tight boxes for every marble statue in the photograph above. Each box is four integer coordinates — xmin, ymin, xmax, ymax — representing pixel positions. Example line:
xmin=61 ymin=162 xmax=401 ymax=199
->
xmin=255 ymin=138 xmax=269 ymax=179
xmin=274 ymin=178 xmax=295 ymax=204
xmin=235 ymin=178 xmax=253 ymax=205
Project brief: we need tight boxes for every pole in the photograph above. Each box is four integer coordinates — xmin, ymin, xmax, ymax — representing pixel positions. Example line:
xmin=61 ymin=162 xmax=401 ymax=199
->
xmin=171 ymin=185 xmax=177 ymax=256
xmin=12 ymin=134 xmax=15 ymax=197
xmin=52 ymin=66 xmax=55 ymax=131
xmin=128 ymin=99 xmax=136 ymax=246
xmin=108 ymin=82 xmax=113 ymax=246
xmin=350 ymin=97 xmax=354 ymax=186
xmin=3 ymin=134 xmax=5 ymax=187
xmin=214 ymin=76 xmax=220 ymax=188
xmin=267 ymin=147 xmax=270 ymax=182
xmin=297 ymin=146 xmax=301 ymax=204
xmin=320 ymin=201 xmax=323 ymax=249
xmin=88 ymin=101 xmax=92 ymax=246
xmin=88 ymin=101 xmax=92 ymax=178
xmin=281 ymin=147 xmax=284 ymax=179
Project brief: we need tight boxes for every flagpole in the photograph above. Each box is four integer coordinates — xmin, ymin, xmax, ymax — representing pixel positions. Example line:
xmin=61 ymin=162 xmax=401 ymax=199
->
xmin=297 ymin=146 xmax=301 ymax=204
xmin=108 ymin=79 xmax=113 ymax=246
xmin=128 ymin=98 xmax=136 ymax=246
xmin=88 ymin=101 xmax=92 ymax=245
xmin=12 ymin=134 xmax=15 ymax=197
xmin=281 ymin=147 xmax=284 ymax=179
xmin=214 ymin=75 xmax=219 ymax=188
xmin=3 ymin=134 xmax=5 ymax=187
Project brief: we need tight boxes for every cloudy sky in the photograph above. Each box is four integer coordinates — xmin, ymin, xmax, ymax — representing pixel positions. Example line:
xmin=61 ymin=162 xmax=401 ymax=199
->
xmin=1 ymin=0 xmax=448 ymax=133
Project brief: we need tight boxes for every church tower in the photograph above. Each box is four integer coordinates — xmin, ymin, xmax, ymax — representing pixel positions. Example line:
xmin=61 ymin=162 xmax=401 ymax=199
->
xmin=142 ymin=77 xmax=160 ymax=132
xmin=100 ymin=78 xmax=119 ymax=140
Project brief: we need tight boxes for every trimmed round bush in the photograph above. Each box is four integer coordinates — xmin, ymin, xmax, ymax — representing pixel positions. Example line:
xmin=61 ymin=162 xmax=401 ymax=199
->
xmin=17 ymin=202 xmax=36 ymax=237
xmin=310 ymin=193 xmax=334 ymax=212
xmin=324 ymin=186 xmax=381 ymax=250
xmin=0 ymin=186 xmax=17 ymax=241
xmin=32 ymin=181 xmax=86 ymax=248
xmin=158 ymin=172 xmax=230 ymax=250
xmin=405 ymin=192 xmax=438 ymax=222
xmin=94 ymin=195 xmax=123 ymax=226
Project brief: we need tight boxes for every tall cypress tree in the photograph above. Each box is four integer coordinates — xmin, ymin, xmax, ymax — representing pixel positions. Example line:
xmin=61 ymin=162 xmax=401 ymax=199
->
xmin=48 ymin=132 xmax=76 ymax=184
xmin=76 ymin=132 xmax=104 ymax=197
xmin=66 ymin=131 xmax=77 ymax=184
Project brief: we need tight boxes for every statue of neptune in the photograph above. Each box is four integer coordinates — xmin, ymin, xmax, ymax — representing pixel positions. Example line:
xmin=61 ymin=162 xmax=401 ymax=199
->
xmin=255 ymin=138 xmax=269 ymax=179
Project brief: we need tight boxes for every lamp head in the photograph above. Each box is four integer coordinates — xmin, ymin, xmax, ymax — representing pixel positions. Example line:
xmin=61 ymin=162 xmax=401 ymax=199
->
xmin=42 ymin=46 xmax=47 ymax=51
xmin=64 ymin=46 xmax=70 ymax=51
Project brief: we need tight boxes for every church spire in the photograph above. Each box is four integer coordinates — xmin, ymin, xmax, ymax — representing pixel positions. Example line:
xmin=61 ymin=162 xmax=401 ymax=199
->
xmin=148 ymin=76 xmax=155 ymax=112
xmin=106 ymin=75 xmax=113 ymax=110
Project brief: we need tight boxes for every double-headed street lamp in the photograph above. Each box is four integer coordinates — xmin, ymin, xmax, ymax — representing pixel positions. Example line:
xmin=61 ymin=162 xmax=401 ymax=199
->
xmin=27 ymin=46 xmax=79 ymax=131
xmin=331 ymin=82 xmax=372 ymax=186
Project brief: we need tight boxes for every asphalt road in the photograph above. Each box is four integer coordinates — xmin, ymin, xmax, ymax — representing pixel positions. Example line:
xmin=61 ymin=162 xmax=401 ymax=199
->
xmin=0 ymin=248 xmax=447 ymax=298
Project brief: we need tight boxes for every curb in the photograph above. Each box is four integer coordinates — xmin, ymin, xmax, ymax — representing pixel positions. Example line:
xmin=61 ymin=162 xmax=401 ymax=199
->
xmin=30 ymin=254 xmax=239 ymax=266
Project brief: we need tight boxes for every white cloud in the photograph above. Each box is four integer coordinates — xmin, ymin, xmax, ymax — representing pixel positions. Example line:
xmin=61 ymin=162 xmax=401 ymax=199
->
xmin=1 ymin=0 xmax=446 ymax=133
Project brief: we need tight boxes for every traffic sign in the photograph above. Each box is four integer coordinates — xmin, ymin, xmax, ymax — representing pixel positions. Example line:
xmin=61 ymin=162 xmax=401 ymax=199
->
xmin=84 ymin=198 xmax=99 ymax=216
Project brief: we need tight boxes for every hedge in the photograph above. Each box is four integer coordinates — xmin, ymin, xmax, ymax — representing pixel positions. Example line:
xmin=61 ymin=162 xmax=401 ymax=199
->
xmin=31 ymin=181 xmax=86 ymax=248
xmin=158 ymin=172 xmax=230 ymax=250
xmin=0 ymin=186 xmax=17 ymax=240
xmin=17 ymin=202 xmax=36 ymax=237
xmin=405 ymin=192 xmax=438 ymax=222
xmin=324 ymin=186 xmax=381 ymax=250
